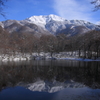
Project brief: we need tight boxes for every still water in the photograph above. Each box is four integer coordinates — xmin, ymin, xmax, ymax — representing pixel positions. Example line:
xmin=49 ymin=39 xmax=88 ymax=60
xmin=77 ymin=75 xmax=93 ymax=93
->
xmin=0 ymin=60 xmax=100 ymax=100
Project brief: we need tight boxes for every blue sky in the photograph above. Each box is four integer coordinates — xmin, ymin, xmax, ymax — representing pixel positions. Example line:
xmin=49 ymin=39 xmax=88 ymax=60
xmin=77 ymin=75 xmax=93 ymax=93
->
xmin=0 ymin=0 xmax=100 ymax=24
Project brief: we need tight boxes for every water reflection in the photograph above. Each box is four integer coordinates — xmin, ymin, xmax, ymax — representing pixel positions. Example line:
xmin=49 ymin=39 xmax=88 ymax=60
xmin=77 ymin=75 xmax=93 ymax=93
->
xmin=0 ymin=60 xmax=100 ymax=100
xmin=0 ymin=60 xmax=100 ymax=91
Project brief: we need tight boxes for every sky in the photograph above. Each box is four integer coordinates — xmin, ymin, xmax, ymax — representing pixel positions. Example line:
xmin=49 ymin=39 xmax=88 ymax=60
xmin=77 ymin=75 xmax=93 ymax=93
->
xmin=0 ymin=0 xmax=100 ymax=24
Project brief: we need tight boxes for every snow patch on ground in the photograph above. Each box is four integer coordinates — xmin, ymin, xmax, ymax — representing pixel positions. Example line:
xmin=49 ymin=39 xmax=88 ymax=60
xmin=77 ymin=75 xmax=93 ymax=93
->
xmin=0 ymin=52 xmax=100 ymax=62
xmin=0 ymin=53 xmax=31 ymax=62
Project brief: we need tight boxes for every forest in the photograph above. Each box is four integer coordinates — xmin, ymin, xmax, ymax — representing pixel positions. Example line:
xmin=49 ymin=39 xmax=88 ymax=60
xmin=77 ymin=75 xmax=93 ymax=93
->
xmin=0 ymin=26 xmax=100 ymax=59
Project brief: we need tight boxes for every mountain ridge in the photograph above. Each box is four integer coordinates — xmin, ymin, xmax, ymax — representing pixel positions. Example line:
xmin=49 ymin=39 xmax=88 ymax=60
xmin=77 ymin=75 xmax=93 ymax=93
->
xmin=0 ymin=14 xmax=100 ymax=36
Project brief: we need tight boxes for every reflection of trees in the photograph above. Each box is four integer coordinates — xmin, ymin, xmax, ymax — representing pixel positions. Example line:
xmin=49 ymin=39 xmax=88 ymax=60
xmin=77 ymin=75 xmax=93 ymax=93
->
xmin=0 ymin=61 xmax=100 ymax=91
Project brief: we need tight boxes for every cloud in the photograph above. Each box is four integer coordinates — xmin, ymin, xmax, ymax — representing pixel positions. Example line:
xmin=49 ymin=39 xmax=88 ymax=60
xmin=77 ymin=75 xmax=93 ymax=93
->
xmin=53 ymin=0 xmax=95 ymax=22
xmin=96 ymin=21 xmax=100 ymax=25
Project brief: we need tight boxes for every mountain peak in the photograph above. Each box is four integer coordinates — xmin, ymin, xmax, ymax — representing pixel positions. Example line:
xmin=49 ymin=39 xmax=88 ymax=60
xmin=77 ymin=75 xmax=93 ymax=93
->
xmin=47 ymin=14 xmax=65 ymax=21
xmin=25 ymin=14 xmax=65 ymax=26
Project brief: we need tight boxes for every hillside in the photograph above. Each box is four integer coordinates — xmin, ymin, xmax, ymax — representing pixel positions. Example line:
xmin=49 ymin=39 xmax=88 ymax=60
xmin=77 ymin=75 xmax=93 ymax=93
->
xmin=0 ymin=14 xmax=100 ymax=36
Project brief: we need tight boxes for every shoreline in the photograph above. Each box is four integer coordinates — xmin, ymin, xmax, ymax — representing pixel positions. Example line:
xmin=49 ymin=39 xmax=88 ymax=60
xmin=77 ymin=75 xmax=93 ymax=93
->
xmin=0 ymin=52 xmax=100 ymax=62
xmin=58 ymin=57 xmax=100 ymax=62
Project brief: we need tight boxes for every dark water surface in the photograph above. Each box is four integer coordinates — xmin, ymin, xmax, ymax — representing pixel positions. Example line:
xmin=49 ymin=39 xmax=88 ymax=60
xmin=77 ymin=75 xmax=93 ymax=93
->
xmin=0 ymin=60 xmax=100 ymax=100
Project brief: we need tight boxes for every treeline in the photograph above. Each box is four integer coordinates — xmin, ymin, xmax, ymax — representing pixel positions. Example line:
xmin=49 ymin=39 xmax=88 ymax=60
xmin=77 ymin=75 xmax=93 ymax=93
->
xmin=68 ymin=30 xmax=100 ymax=59
xmin=0 ymin=26 xmax=100 ymax=59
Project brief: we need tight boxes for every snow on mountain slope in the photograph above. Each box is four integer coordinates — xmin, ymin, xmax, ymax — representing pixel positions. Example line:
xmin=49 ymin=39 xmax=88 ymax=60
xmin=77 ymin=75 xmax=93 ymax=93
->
xmin=2 ymin=20 xmax=23 ymax=28
xmin=1 ymin=19 xmax=51 ymax=37
xmin=25 ymin=14 xmax=65 ymax=26
xmin=0 ymin=14 xmax=100 ymax=35
xmin=0 ymin=22 xmax=4 ymax=28
xmin=24 ymin=14 xmax=100 ymax=34
xmin=96 ymin=21 xmax=100 ymax=26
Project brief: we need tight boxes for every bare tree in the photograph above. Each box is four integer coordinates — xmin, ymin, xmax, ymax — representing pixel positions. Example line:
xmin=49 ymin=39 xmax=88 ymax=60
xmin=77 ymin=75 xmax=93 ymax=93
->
xmin=91 ymin=0 xmax=100 ymax=11
xmin=56 ymin=34 xmax=67 ymax=52
xmin=0 ymin=0 xmax=8 ymax=17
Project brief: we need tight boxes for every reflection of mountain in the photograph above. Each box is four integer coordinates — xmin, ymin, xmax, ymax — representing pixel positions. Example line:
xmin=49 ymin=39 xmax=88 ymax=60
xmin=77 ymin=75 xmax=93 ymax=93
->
xmin=0 ymin=60 xmax=100 ymax=91
xmin=24 ymin=80 xmax=85 ymax=93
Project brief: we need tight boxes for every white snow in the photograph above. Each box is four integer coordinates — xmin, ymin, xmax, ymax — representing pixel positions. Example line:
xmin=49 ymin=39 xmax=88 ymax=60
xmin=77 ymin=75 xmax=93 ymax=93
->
xmin=0 ymin=52 xmax=100 ymax=62
xmin=0 ymin=53 xmax=31 ymax=62
xmin=25 ymin=15 xmax=94 ymax=28
xmin=0 ymin=14 xmax=100 ymax=35
xmin=0 ymin=22 xmax=4 ymax=28
xmin=26 ymin=14 xmax=65 ymax=25
xmin=70 ymin=26 xmax=75 ymax=29
xmin=24 ymin=14 xmax=100 ymax=34
xmin=25 ymin=14 xmax=99 ymax=30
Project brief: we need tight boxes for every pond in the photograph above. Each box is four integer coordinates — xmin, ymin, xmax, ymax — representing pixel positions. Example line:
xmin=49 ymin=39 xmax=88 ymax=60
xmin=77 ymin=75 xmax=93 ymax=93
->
xmin=0 ymin=60 xmax=100 ymax=100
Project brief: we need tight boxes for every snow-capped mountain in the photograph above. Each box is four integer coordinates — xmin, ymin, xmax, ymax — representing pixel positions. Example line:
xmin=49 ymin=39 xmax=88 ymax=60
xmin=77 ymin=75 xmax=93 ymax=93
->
xmin=1 ymin=19 xmax=51 ymax=37
xmin=25 ymin=14 xmax=65 ymax=26
xmin=0 ymin=14 xmax=100 ymax=36
xmin=24 ymin=14 xmax=100 ymax=35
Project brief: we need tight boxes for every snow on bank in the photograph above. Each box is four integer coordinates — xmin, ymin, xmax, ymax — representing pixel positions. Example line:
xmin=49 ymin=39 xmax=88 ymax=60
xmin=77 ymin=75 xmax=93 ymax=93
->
xmin=0 ymin=52 xmax=100 ymax=62
xmin=0 ymin=53 xmax=31 ymax=62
